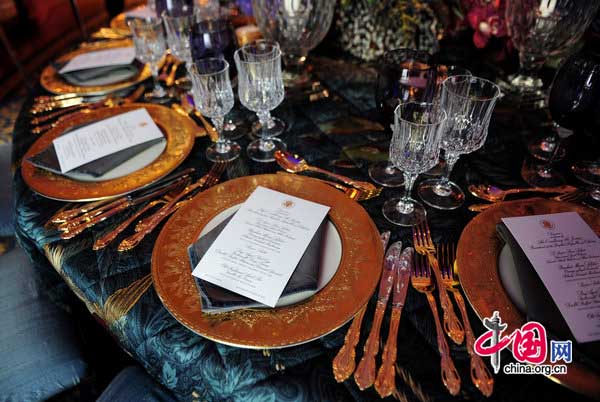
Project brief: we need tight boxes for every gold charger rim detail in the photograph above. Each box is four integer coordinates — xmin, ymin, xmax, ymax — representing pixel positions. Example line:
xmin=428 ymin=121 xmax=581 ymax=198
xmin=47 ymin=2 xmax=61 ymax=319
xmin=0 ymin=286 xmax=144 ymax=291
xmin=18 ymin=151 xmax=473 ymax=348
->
xmin=457 ymin=198 xmax=600 ymax=398
xmin=151 ymin=174 xmax=384 ymax=349
xmin=21 ymin=103 xmax=196 ymax=202
xmin=110 ymin=12 xmax=134 ymax=36
xmin=40 ymin=39 xmax=150 ymax=96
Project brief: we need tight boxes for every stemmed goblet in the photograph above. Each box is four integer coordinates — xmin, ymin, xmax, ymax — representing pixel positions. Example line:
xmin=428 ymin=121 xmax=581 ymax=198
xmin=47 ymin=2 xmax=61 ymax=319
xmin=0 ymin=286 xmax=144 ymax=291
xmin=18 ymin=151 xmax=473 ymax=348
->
xmin=418 ymin=76 xmax=501 ymax=210
xmin=382 ymin=102 xmax=446 ymax=227
xmin=371 ymin=49 xmax=437 ymax=188
xmin=128 ymin=17 xmax=168 ymax=99
xmin=252 ymin=0 xmax=336 ymax=85
xmin=504 ymin=0 xmax=599 ymax=97
xmin=234 ymin=41 xmax=286 ymax=162
xmin=189 ymin=58 xmax=241 ymax=162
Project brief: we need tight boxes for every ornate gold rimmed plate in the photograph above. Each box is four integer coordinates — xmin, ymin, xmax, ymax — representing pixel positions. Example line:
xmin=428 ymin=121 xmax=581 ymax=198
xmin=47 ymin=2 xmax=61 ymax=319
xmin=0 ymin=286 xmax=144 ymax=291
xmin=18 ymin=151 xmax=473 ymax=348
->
xmin=110 ymin=12 xmax=133 ymax=36
xmin=22 ymin=103 xmax=195 ymax=202
xmin=152 ymin=174 xmax=384 ymax=349
xmin=457 ymin=198 xmax=600 ymax=399
xmin=40 ymin=39 xmax=150 ymax=96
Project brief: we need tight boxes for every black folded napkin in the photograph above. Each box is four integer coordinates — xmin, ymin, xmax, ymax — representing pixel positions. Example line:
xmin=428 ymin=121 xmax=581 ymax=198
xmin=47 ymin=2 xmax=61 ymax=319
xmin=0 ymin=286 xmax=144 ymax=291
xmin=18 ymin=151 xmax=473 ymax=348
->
xmin=55 ymin=60 xmax=140 ymax=87
xmin=188 ymin=213 xmax=326 ymax=314
xmin=496 ymin=222 xmax=600 ymax=364
xmin=27 ymin=127 xmax=165 ymax=179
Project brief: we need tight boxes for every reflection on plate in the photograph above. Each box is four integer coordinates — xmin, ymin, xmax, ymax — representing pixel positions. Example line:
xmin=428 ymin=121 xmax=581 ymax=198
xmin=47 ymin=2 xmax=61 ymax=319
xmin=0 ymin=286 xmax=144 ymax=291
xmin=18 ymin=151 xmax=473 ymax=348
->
xmin=152 ymin=174 xmax=383 ymax=349
xmin=457 ymin=198 xmax=600 ymax=398
xmin=40 ymin=39 xmax=151 ymax=96
xmin=22 ymin=104 xmax=195 ymax=201
xmin=198 ymin=204 xmax=342 ymax=308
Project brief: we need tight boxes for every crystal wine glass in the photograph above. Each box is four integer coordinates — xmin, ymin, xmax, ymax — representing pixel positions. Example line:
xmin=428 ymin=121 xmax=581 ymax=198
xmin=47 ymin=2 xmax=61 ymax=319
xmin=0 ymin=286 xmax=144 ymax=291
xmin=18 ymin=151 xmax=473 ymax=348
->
xmin=418 ymin=76 xmax=501 ymax=210
xmin=128 ymin=17 xmax=168 ymax=99
xmin=371 ymin=49 xmax=437 ymax=188
xmin=189 ymin=58 xmax=241 ymax=162
xmin=422 ymin=64 xmax=472 ymax=177
xmin=505 ymin=0 xmax=599 ymax=96
xmin=162 ymin=11 xmax=194 ymax=66
xmin=252 ymin=0 xmax=336 ymax=85
xmin=234 ymin=41 xmax=286 ymax=162
xmin=522 ymin=50 xmax=600 ymax=186
xmin=190 ymin=18 xmax=247 ymax=140
xmin=382 ymin=102 xmax=446 ymax=226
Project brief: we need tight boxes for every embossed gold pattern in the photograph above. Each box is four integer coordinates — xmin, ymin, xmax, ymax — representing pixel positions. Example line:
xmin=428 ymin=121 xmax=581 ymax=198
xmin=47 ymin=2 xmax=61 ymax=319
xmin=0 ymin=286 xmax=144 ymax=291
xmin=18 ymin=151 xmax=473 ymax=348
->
xmin=110 ymin=13 xmax=132 ymax=36
xmin=458 ymin=199 xmax=600 ymax=398
xmin=40 ymin=39 xmax=151 ymax=96
xmin=151 ymin=174 xmax=384 ymax=349
xmin=22 ymin=103 xmax=196 ymax=201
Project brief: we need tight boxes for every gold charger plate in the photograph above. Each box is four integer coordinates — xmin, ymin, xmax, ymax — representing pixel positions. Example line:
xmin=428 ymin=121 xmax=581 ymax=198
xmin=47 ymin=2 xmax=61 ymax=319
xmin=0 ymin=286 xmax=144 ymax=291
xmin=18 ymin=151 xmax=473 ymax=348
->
xmin=457 ymin=198 xmax=600 ymax=399
xmin=22 ymin=103 xmax=195 ymax=202
xmin=110 ymin=12 xmax=134 ymax=36
xmin=40 ymin=39 xmax=151 ymax=96
xmin=151 ymin=174 xmax=384 ymax=349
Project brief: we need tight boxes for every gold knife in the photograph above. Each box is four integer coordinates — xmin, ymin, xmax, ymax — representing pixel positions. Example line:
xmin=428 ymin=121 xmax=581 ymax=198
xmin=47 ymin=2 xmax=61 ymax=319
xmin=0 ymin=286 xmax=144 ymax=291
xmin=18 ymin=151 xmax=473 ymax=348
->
xmin=354 ymin=236 xmax=399 ymax=390
xmin=333 ymin=231 xmax=390 ymax=382
xmin=374 ymin=244 xmax=412 ymax=397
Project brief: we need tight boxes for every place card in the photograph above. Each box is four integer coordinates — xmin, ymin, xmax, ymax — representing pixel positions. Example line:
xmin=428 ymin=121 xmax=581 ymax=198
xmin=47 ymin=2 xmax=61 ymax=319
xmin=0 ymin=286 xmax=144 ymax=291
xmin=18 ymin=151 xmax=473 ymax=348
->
xmin=502 ymin=212 xmax=600 ymax=343
xmin=53 ymin=108 xmax=163 ymax=173
xmin=59 ymin=47 xmax=135 ymax=74
xmin=192 ymin=186 xmax=330 ymax=307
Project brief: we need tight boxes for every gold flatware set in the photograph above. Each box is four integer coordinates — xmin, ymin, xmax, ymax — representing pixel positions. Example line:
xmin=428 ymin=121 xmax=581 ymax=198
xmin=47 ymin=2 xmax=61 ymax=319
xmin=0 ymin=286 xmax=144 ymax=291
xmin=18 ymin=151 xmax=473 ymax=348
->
xmin=47 ymin=163 xmax=227 ymax=251
xmin=333 ymin=219 xmax=495 ymax=398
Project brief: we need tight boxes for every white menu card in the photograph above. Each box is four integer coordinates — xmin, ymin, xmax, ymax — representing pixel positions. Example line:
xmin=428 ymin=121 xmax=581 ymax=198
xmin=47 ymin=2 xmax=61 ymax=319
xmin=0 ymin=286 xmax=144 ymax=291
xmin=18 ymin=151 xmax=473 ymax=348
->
xmin=59 ymin=47 xmax=135 ymax=73
xmin=192 ymin=186 xmax=330 ymax=307
xmin=502 ymin=212 xmax=600 ymax=343
xmin=53 ymin=108 xmax=163 ymax=173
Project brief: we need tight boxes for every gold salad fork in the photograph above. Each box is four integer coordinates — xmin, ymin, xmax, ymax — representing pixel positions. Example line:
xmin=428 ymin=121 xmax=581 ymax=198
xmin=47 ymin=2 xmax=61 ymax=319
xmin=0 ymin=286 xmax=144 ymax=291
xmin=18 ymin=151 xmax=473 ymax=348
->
xmin=412 ymin=252 xmax=461 ymax=396
xmin=438 ymin=243 xmax=494 ymax=397
xmin=413 ymin=221 xmax=464 ymax=345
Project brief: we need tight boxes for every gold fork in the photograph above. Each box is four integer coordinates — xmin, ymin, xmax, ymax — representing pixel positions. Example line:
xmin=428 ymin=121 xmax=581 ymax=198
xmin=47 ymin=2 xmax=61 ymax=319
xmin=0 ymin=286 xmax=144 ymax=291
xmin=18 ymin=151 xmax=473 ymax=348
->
xmin=412 ymin=252 xmax=461 ymax=396
xmin=92 ymin=180 xmax=189 ymax=250
xmin=553 ymin=189 xmax=587 ymax=203
xmin=118 ymin=162 xmax=227 ymax=251
xmin=413 ymin=221 xmax=464 ymax=345
xmin=438 ymin=243 xmax=494 ymax=397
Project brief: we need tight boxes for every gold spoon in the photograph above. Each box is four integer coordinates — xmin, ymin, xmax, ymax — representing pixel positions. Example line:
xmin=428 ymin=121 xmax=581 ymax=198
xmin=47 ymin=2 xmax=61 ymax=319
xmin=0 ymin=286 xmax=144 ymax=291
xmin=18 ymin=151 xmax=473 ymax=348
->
xmin=467 ymin=183 xmax=576 ymax=203
xmin=274 ymin=150 xmax=377 ymax=192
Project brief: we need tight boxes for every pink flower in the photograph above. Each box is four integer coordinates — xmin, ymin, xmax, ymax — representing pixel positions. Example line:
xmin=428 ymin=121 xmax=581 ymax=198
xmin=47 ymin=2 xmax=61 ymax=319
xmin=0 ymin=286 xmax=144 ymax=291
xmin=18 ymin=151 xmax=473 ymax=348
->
xmin=464 ymin=0 xmax=507 ymax=48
